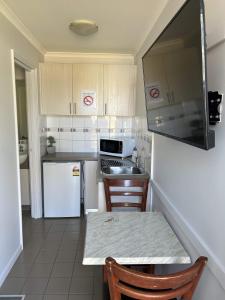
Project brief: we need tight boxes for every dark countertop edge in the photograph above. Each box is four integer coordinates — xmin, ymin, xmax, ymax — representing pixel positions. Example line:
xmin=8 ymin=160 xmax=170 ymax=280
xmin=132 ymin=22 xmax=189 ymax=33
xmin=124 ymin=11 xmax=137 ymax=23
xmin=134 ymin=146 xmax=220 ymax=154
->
xmin=41 ymin=152 xmax=98 ymax=162
xmin=41 ymin=152 xmax=150 ymax=182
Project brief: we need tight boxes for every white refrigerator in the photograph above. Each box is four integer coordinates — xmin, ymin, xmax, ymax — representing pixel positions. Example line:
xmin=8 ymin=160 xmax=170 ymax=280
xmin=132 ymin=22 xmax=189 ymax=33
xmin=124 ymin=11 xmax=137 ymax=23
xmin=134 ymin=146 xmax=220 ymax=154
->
xmin=43 ymin=162 xmax=81 ymax=217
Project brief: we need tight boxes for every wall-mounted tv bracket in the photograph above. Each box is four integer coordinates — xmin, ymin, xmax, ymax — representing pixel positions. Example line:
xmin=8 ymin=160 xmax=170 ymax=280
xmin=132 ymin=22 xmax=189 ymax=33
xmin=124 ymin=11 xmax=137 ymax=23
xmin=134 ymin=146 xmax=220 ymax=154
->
xmin=208 ymin=91 xmax=223 ymax=125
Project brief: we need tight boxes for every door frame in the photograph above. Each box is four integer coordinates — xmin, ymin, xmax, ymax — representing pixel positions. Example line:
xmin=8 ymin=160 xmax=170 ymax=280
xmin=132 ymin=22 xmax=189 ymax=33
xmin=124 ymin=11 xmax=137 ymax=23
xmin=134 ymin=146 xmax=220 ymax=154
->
xmin=11 ymin=49 xmax=43 ymax=228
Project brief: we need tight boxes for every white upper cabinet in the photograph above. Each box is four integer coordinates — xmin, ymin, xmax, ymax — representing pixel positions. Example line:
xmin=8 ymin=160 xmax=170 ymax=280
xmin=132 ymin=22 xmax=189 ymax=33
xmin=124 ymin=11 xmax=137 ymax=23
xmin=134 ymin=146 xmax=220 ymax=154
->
xmin=104 ymin=65 xmax=136 ymax=116
xmin=39 ymin=63 xmax=136 ymax=116
xmin=39 ymin=63 xmax=73 ymax=115
xmin=73 ymin=64 xmax=104 ymax=116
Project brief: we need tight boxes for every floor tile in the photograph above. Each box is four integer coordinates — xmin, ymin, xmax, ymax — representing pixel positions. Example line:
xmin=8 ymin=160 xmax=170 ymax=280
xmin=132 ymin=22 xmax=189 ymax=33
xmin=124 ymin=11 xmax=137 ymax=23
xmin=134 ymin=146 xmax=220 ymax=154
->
xmin=69 ymin=277 xmax=93 ymax=294
xmin=51 ymin=262 xmax=73 ymax=277
xmin=0 ymin=277 xmax=25 ymax=294
xmin=56 ymin=251 xmax=76 ymax=263
xmin=1 ymin=214 xmax=103 ymax=300
xmin=29 ymin=263 xmax=53 ymax=277
xmin=25 ymin=295 xmax=44 ymax=300
xmin=35 ymin=250 xmax=57 ymax=264
xmin=73 ymin=264 xmax=95 ymax=277
xmin=43 ymin=295 xmax=68 ymax=300
xmin=46 ymin=277 xmax=71 ymax=294
xmin=16 ymin=251 xmax=37 ymax=265
xmin=49 ymin=224 xmax=66 ymax=233
xmin=69 ymin=295 xmax=92 ymax=300
xmin=9 ymin=263 xmax=32 ymax=277
xmin=22 ymin=278 xmax=48 ymax=294
xmin=65 ymin=224 xmax=81 ymax=232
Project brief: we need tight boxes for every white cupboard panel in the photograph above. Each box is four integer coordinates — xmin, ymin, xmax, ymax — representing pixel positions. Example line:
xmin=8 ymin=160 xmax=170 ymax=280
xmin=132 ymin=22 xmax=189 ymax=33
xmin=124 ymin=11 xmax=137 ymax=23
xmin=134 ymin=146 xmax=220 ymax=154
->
xmin=39 ymin=63 xmax=73 ymax=115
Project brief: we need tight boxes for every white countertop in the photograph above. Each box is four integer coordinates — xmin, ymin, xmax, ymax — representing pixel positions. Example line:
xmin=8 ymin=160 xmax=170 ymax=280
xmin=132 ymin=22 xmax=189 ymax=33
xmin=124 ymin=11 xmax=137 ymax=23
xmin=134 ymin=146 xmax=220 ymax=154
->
xmin=83 ymin=212 xmax=191 ymax=265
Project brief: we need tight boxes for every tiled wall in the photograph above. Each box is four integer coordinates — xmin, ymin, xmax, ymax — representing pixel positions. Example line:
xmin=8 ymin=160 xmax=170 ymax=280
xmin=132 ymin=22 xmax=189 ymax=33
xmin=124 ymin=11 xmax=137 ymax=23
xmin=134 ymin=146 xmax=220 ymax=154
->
xmin=133 ymin=116 xmax=152 ymax=174
xmin=41 ymin=115 xmax=152 ymax=172
xmin=43 ymin=116 xmax=133 ymax=153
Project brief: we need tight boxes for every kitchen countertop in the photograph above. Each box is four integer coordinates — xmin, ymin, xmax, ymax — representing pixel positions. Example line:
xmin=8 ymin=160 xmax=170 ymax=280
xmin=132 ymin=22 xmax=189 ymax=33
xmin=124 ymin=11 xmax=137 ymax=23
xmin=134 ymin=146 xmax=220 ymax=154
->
xmin=83 ymin=212 xmax=191 ymax=265
xmin=42 ymin=152 xmax=98 ymax=162
xmin=41 ymin=152 xmax=149 ymax=181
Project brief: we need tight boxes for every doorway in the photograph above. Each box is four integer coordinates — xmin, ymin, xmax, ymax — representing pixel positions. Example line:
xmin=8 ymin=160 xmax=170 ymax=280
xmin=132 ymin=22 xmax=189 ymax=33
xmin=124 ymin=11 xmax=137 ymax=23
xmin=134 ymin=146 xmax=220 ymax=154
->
xmin=11 ymin=50 xmax=43 ymax=229
xmin=15 ymin=64 xmax=31 ymax=217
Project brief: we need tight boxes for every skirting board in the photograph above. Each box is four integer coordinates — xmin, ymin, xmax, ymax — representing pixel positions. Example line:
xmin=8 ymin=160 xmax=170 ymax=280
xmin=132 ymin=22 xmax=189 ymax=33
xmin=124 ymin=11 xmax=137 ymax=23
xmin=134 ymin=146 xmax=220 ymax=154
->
xmin=151 ymin=180 xmax=225 ymax=291
xmin=0 ymin=245 xmax=22 ymax=287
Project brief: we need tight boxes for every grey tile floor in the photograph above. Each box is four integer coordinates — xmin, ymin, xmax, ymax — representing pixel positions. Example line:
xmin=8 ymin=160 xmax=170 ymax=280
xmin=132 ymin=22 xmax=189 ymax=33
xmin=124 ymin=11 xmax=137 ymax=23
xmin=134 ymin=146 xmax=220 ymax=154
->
xmin=0 ymin=212 xmax=103 ymax=300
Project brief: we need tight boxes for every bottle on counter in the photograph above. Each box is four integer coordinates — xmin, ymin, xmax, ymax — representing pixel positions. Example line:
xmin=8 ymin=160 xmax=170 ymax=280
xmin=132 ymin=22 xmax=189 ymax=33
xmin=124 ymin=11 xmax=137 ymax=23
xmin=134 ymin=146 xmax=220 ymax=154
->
xmin=131 ymin=147 xmax=138 ymax=164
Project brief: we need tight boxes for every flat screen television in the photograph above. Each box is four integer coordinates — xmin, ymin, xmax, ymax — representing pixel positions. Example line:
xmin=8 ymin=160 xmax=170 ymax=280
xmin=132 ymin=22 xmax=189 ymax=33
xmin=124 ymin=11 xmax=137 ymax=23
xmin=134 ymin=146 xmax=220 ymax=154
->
xmin=142 ymin=0 xmax=215 ymax=150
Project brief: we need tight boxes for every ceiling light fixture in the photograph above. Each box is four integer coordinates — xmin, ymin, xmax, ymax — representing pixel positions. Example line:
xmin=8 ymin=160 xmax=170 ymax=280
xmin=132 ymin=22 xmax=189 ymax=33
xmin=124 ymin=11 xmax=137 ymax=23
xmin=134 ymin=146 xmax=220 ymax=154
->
xmin=69 ymin=19 xmax=98 ymax=36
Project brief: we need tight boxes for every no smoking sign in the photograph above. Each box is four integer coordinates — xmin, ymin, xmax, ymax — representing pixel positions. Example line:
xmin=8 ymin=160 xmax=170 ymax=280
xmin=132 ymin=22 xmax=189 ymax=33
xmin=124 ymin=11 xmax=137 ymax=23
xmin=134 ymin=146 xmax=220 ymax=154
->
xmin=149 ymin=87 xmax=160 ymax=99
xmin=83 ymin=95 xmax=94 ymax=106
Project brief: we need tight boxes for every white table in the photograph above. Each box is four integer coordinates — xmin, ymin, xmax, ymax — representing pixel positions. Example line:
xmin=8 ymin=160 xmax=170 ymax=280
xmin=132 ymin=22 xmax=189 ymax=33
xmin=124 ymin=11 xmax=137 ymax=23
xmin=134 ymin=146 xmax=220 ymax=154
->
xmin=83 ymin=212 xmax=191 ymax=265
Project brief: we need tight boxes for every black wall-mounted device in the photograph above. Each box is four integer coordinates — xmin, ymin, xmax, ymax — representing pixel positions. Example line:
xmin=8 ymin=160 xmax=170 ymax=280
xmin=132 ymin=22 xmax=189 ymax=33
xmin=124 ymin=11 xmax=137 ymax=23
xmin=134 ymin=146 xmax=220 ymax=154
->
xmin=208 ymin=91 xmax=223 ymax=125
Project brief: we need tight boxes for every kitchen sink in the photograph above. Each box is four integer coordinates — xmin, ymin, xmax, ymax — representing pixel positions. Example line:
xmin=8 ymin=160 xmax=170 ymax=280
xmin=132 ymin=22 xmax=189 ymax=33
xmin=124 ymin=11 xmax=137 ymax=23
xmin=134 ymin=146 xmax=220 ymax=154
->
xmin=101 ymin=166 xmax=144 ymax=175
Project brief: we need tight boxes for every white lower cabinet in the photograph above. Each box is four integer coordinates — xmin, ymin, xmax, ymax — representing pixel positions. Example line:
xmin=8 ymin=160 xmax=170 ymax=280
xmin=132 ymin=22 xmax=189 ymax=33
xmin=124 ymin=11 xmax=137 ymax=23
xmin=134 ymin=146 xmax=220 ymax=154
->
xmin=84 ymin=161 xmax=98 ymax=213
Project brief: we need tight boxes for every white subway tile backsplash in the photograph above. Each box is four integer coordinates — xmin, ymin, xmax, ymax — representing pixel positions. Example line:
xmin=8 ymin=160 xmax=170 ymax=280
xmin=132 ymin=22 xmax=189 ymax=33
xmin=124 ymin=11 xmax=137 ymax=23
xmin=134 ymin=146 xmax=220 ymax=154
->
xmin=47 ymin=116 xmax=59 ymax=128
xmin=97 ymin=116 xmax=110 ymax=129
xmin=84 ymin=140 xmax=98 ymax=152
xmin=84 ymin=116 xmax=97 ymax=128
xmin=59 ymin=116 xmax=72 ymax=128
xmin=123 ymin=117 xmax=133 ymax=129
xmin=59 ymin=130 xmax=72 ymax=140
xmin=72 ymin=130 xmax=84 ymax=140
xmin=45 ymin=115 xmax=143 ymax=154
xmin=72 ymin=140 xmax=85 ymax=152
xmin=59 ymin=140 xmax=73 ymax=152
xmin=72 ymin=116 xmax=85 ymax=128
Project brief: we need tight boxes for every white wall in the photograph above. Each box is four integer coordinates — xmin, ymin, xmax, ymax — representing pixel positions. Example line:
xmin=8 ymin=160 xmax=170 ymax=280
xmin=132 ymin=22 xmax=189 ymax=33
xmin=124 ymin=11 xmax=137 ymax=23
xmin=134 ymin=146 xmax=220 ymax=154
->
xmin=135 ymin=0 xmax=225 ymax=298
xmin=0 ymin=12 xmax=43 ymax=286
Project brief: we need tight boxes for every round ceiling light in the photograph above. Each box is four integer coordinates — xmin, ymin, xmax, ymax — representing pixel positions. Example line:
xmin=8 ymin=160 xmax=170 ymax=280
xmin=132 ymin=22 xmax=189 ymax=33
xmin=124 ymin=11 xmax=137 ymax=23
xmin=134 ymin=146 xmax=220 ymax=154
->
xmin=69 ymin=19 xmax=98 ymax=36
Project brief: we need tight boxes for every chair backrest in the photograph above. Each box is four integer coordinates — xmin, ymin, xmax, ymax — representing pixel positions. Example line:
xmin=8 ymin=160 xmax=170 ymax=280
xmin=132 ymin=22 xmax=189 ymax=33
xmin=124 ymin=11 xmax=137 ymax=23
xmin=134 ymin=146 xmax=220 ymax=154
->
xmin=103 ymin=178 xmax=149 ymax=212
xmin=105 ymin=256 xmax=207 ymax=300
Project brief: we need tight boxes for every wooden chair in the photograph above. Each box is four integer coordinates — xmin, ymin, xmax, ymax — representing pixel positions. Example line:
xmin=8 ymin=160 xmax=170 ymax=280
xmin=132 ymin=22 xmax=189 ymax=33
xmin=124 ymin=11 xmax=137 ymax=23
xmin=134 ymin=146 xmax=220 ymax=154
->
xmin=105 ymin=256 xmax=207 ymax=300
xmin=103 ymin=178 xmax=149 ymax=212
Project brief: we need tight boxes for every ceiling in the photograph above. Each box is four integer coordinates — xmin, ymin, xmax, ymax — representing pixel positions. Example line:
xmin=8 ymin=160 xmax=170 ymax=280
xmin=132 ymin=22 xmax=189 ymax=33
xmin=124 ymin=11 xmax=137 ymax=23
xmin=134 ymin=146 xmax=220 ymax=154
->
xmin=4 ymin=0 xmax=167 ymax=54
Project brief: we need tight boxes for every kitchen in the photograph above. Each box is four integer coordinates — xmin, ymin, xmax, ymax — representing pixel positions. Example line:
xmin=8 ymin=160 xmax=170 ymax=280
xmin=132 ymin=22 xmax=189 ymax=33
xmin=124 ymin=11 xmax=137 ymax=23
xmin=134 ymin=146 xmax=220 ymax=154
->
xmin=0 ymin=0 xmax=225 ymax=299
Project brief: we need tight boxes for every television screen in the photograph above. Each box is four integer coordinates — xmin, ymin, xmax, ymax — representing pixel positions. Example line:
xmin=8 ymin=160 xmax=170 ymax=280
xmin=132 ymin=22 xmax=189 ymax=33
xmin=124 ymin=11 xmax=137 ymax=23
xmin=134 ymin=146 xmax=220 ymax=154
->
xmin=142 ymin=0 xmax=215 ymax=149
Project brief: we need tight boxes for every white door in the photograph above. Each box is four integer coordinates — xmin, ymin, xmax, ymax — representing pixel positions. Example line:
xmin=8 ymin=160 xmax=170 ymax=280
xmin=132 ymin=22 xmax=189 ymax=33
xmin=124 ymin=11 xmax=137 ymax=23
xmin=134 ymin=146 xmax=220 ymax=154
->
xmin=73 ymin=64 xmax=104 ymax=115
xmin=104 ymin=65 xmax=136 ymax=116
xmin=39 ymin=63 xmax=73 ymax=115
xmin=43 ymin=162 xmax=81 ymax=217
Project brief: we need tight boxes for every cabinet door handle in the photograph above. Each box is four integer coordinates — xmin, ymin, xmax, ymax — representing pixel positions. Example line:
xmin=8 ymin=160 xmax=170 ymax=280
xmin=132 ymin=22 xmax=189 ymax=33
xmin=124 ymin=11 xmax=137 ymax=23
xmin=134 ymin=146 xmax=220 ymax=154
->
xmin=74 ymin=103 xmax=76 ymax=115
xmin=104 ymin=103 xmax=107 ymax=115
xmin=171 ymin=91 xmax=175 ymax=103
xmin=166 ymin=93 xmax=170 ymax=104
xmin=69 ymin=103 xmax=72 ymax=114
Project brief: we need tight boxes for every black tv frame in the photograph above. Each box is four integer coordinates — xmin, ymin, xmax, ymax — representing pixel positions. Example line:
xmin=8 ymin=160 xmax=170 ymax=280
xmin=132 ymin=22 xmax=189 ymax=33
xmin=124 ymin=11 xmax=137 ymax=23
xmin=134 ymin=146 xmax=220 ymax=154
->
xmin=142 ymin=0 xmax=215 ymax=150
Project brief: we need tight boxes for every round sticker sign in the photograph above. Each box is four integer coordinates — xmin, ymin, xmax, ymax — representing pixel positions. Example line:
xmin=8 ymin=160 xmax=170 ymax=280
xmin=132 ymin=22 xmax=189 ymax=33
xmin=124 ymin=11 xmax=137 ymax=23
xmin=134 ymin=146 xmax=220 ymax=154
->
xmin=149 ymin=87 xmax=160 ymax=99
xmin=83 ymin=95 xmax=94 ymax=106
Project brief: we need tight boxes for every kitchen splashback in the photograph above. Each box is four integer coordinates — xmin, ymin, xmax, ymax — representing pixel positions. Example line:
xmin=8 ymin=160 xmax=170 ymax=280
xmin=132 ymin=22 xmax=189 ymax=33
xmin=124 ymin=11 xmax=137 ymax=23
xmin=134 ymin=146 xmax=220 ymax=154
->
xmin=41 ymin=115 xmax=152 ymax=172
xmin=44 ymin=116 xmax=133 ymax=153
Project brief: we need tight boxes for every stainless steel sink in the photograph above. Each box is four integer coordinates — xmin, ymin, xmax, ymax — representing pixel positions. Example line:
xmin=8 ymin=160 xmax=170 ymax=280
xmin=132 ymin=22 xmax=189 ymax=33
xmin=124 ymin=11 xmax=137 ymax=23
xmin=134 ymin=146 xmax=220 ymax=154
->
xmin=101 ymin=166 xmax=144 ymax=175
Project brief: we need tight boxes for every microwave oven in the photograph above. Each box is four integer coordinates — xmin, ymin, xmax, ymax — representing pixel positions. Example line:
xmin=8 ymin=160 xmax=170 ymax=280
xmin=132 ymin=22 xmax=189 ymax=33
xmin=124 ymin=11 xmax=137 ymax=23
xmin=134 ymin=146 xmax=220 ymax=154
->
xmin=99 ymin=138 xmax=135 ymax=158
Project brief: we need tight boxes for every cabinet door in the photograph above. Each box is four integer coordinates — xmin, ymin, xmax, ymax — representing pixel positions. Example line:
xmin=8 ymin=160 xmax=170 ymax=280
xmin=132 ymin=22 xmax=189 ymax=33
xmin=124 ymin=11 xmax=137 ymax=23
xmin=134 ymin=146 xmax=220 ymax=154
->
xmin=84 ymin=161 xmax=98 ymax=213
xmin=73 ymin=64 xmax=103 ymax=115
xmin=104 ymin=65 xmax=136 ymax=116
xmin=39 ymin=63 xmax=72 ymax=115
